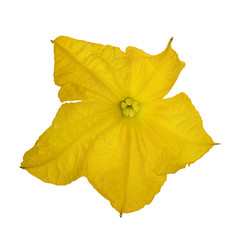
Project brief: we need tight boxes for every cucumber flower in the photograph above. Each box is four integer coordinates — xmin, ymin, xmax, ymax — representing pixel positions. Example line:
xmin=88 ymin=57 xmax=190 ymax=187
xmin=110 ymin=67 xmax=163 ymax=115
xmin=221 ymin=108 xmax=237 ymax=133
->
xmin=21 ymin=36 xmax=216 ymax=216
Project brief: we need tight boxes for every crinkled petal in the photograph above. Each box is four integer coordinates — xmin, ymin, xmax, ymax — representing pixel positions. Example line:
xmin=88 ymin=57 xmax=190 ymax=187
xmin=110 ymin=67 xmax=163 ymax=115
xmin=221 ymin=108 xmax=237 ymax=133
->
xmin=126 ymin=42 xmax=185 ymax=101
xmin=21 ymin=101 xmax=117 ymax=185
xmin=84 ymin=120 xmax=166 ymax=214
xmin=22 ymin=37 xmax=215 ymax=215
xmin=141 ymin=92 xmax=215 ymax=175
xmin=53 ymin=36 xmax=129 ymax=102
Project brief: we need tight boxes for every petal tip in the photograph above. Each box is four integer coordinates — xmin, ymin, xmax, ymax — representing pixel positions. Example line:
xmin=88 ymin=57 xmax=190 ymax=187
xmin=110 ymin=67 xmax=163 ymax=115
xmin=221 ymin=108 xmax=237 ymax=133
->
xmin=168 ymin=37 xmax=173 ymax=46
xmin=180 ymin=60 xmax=186 ymax=68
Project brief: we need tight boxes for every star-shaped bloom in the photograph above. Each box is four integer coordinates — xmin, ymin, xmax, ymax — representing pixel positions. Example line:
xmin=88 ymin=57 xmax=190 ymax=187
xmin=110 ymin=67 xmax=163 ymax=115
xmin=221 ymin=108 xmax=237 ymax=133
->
xmin=21 ymin=36 xmax=215 ymax=215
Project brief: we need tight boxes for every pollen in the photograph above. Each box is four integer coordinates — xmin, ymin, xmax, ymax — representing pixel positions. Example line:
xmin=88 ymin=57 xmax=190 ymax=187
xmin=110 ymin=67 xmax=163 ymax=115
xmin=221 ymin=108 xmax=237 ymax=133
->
xmin=120 ymin=97 xmax=140 ymax=118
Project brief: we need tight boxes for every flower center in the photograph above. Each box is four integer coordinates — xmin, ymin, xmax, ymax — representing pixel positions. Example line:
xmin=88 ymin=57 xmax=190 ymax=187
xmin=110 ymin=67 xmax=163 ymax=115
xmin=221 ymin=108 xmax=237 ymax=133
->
xmin=120 ymin=97 xmax=140 ymax=118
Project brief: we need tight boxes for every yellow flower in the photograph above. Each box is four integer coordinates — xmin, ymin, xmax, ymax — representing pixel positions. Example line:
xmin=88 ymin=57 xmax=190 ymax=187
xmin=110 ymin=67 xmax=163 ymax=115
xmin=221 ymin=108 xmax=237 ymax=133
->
xmin=21 ymin=36 xmax=215 ymax=215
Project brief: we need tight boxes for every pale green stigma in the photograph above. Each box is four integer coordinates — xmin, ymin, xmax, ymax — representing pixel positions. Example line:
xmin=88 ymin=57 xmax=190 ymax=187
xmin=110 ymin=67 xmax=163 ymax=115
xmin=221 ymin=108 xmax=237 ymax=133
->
xmin=120 ymin=97 xmax=140 ymax=118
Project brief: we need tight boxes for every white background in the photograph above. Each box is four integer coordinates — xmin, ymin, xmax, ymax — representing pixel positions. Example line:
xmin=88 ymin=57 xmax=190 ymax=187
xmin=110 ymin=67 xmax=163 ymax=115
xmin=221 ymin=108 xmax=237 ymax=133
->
xmin=1 ymin=0 xmax=242 ymax=239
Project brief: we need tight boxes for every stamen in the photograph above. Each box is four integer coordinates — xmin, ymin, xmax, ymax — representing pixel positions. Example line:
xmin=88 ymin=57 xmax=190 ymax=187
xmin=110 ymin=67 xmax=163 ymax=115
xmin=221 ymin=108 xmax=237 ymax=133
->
xmin=133 ymin=105 xmax=140 ymax=113
xmin=120 ymin=101 xmax=127 ymax=109
xmin=124 ymin=97 xmax=133 ymax=106
xmin=120 ymin=97 xmax=140 ymax=118
xmin=123 ymin=108 xmax=130 ymax=117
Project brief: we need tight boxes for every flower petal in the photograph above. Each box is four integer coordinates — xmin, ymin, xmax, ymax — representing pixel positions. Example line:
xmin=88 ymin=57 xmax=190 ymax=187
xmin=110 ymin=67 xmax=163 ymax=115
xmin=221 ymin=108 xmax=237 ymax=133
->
xmin=84 ymin=121 xmax=166 ymax=214
xmin=53 ymin=36 xmax=129 ymax=102
xmin=141 ymin=92 xmax=215 ymax=175
xmin=21 ymin=101 xmax=116 ymax=185
xmin=126 ymin=43 xmax=185 ymax=101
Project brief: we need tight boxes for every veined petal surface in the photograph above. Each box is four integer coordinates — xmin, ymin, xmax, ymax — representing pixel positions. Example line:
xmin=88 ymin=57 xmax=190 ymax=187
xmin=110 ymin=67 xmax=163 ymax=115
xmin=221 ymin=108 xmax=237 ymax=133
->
xmin=126 ymin=43 xmax=185 ymax=101
xmin=84 ymin=119 xmax=166 ymax=214
xmin=53 ymin=36 xmax=129 ymax=102
xmin=21 ymin=101 xmax=118 ymax=185
xmin=141 ymin=93 xmax=215 ymax=175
